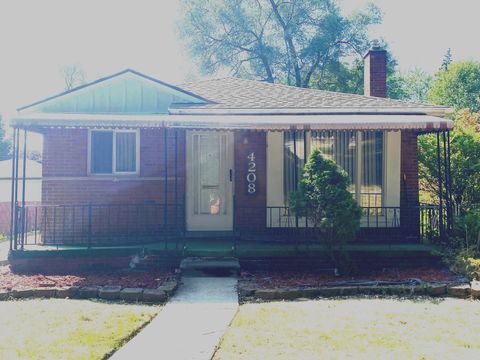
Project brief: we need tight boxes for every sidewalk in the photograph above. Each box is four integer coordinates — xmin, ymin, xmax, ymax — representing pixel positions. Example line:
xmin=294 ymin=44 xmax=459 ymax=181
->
xmin=111 ymin=276 xmax=238 ymax=360
xmin=0 ymin=240 xmax=9 ymax=265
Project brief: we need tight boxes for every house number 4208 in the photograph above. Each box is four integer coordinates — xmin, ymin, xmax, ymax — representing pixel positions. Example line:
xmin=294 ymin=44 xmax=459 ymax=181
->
xmin=247 ymin=152 xmax=256 ymax=194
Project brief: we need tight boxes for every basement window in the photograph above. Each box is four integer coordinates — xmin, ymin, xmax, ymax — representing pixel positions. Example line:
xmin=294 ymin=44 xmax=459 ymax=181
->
xmin=89 ymin=129 xmax=139 ymax=175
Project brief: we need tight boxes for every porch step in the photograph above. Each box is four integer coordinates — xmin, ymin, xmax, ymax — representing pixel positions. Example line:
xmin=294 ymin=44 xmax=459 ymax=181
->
xmin=180 ymin=257 xmax=240 ymax=277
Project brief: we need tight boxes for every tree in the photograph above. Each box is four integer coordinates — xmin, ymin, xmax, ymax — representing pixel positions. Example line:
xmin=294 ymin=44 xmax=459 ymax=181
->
xmin=427 ymin=61 xmax=480 ymax=112
xmin=179 ymin=0 xmax=381 ymax=88
xmin=0 ymin=116 xmax=12 ymax=160
xmin=27 ymin=150 xmax=42 ymax=163
xmin=440 ymin=48 xmax=453 ymax=71
xmin=61 ymin=65 xmax=86 ymax=90
xmin=290 ymin=149 xmax=362 ymax=252
xmin=386 ymin=68 xmax=432 ymax=102
xmin=314 ymin=43 xmax=401 ymax=96
xmin=418 ymin=110 xmax=480 ymax=206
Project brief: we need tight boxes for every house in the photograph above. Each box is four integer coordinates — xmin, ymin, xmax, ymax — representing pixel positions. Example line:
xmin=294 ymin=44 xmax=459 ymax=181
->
xmin=9 ymin=44 xmax=454 ymax=251
xmin=0 ymin=159 xmax=41 ymax=235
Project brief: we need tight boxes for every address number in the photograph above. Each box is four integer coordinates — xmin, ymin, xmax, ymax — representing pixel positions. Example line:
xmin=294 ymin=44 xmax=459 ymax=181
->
xmin=247 ymin=152 xmax=256 ymax=194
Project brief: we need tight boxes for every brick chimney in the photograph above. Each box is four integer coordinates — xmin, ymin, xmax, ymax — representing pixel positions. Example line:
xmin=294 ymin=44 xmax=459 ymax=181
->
xmin=363 ymin=39 xmax=387 ymax=98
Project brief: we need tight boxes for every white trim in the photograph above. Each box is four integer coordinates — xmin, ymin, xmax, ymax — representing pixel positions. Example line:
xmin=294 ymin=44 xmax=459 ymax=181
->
xmin=169 ymin=106 xmax=451 ymax=116
xmin=88 ymin=128 xmax=140 ymax=176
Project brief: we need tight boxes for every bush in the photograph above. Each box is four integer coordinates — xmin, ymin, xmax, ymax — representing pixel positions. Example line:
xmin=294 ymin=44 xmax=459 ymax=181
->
xmin=444 ymin=208 xmax=480 ymax=279
xmin=290 ymin=149 xmax=361 ymax=271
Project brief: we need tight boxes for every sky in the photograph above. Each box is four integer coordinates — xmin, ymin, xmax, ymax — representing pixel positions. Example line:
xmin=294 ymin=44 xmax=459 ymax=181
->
xmin=0 ymin=0 xmax=478 ymax=121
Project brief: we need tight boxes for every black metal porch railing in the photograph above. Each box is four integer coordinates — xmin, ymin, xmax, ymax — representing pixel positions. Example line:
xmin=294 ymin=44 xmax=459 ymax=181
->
xmin=11 ymin=203 xmax=185 ymax=249
xmin=11 ymin=203 xmax=454 ymax=249
xmin=234 ymin=205 xmax=402 ymax=242
xmin=262 ymin=206 xmax=400 ymax=229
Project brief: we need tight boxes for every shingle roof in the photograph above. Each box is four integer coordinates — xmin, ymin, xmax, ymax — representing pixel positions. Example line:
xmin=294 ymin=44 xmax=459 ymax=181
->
xmin=176 ymin=77 xmax=449 ymax=115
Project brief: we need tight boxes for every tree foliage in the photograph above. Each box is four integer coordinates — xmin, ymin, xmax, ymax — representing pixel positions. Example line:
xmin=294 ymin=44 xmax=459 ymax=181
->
xmin=427 ymin=61 xmax=480 ymax=112
xmin=418 ymin=110 xmax=480 ymax=206
xmin=290 ymin=149 xmax=361 ymax=247
xmin=0 ymin=116 xmax=11 ymax=161
xmin=388 ymin=68 xmax=432 ymax=103
xmin=440 ymin=48 xmax=453 ymax=71
xmin=61 ymin=65 xmax=85 ymax=91
xmin=179 ymin=0 xmax=381 ymax=88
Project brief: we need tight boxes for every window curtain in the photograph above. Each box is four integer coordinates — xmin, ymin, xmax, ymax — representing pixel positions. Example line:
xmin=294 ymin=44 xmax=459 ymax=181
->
xmin=91 ymin=131 xmax=113 ymax=174
xmin=361 ymin=132 xmax=384 ymax=207
xmin=283 ymin=131 xmax=305 ymax=201
xmin=311 ymin=131 xmax=357 ymax=196
xmin=115 ymin=132 xmax=136 ymax=172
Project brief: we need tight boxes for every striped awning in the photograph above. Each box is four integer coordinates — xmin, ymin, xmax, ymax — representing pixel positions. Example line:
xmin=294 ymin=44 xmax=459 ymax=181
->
xmin=11 ymin=112 xmax=453 ymax=131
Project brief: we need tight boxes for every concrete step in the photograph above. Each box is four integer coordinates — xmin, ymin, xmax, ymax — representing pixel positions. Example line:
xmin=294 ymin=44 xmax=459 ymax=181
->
xmin=180 ymin=257 xmax=240 ymax=277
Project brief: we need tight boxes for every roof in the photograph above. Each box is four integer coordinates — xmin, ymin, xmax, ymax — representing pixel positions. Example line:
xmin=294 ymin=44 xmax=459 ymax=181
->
xmin=11 ymin=69 xmax=453 ymax=132
xmin=175 ymin=77 xmax=449 ymax=116
xmin=17 ymin=69 xmax=209 ymax=112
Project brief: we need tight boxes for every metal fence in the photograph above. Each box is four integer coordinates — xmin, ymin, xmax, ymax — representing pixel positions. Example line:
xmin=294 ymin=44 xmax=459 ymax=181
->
xmin=11 ymin=203 xmax=185 ymax=249
xmin=12 ymin=202 xmax=470 ymax=249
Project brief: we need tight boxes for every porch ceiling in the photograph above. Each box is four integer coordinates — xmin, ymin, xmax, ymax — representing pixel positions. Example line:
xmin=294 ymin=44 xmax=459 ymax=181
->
xmin=11 ymin=112 xmax=454 ymax=132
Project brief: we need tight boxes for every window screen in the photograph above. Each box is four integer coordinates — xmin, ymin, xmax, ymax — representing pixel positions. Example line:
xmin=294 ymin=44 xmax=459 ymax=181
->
xmin=91 ymin=131 xmax=113 ymax=174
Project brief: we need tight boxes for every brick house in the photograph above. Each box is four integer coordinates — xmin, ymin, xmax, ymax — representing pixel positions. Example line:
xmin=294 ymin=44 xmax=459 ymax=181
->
xmin=9 ymin=44 xmax=453 ymax=249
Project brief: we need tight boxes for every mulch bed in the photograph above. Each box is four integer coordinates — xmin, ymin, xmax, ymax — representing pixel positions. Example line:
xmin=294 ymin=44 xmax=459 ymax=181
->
xmin=242 ymin=267 xmax=459 ymax=289
xmin=0 ymin=266 xmax=171 ymax=290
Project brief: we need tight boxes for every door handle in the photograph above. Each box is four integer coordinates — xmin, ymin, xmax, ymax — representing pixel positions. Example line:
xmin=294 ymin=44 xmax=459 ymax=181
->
xmin=229 ymin=169 xmax=233 ymax=182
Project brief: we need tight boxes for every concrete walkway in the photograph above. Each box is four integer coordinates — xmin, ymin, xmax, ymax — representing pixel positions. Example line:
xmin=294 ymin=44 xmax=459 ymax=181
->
xmin=0 ymin=241 xmax=9 ymax=265
xmin=111 ymin=276 xmax=238 ymax=360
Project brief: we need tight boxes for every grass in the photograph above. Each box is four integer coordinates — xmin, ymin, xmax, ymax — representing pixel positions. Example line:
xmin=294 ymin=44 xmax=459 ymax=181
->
xmin=0 ymin=299 xmax=160 ymax=360
xmin=214 ymin=298 xmax=480 ymax=360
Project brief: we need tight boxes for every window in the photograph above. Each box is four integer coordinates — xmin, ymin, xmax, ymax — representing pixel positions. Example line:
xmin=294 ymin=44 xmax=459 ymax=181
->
xmin=311 ymin=131 xmax=357 ymax=196
xmin=283 ymin=131 xmax=384 ymax=207
xmin=89 ymin=130 xmax=139 ymax=175
xmin=283 ymin=131 xmax=306 ymax=199
xmin=361 ymin=132 xmax=384 ymax=207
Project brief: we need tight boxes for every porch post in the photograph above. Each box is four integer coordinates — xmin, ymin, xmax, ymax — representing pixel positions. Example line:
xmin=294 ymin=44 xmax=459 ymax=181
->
xmin=21 ymin=129 xmax=27 ymax=250
xmin=9 ymin=128 xmax=17 ymax=250
xmin=442 ymin=130 xmax=452 ymax=236
xmin=292 ymin=130 xmax=299 ymax=228
xmin=174 ymin=128 xmax=178 ymax=250
xmin=164 ymin=127 xmax=168 ymax=249
xmin=447 ymin=130 xmax=453 ymax=214
xmin=13 ymin=128 xmax=20 ymax=250
xmin=436 ymin=131 xmax=444 ymax=241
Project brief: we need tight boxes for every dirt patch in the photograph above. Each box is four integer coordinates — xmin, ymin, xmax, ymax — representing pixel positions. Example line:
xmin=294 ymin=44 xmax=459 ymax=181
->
xmin=243 ymin=267 xmax=459 ymax=289
xmin=0 ymin=265 xmax=172 ymax=290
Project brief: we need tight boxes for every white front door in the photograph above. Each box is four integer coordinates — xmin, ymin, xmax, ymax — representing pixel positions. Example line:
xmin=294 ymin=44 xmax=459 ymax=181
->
xmin=186 ymin=131 xmax=234 ymax=231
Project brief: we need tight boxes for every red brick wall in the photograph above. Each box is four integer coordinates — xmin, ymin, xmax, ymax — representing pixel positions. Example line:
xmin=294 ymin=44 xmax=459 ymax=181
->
xmin=364 ymin=49 xmax=387 ymax=98
xmin=40 ymin=128 xmax=186 ymax=243
xmin=234 ymin=131 xmax=267 ymax=230
xmin=42 ymin=128 xmax=185 ymax=205
xmin=400 ymin=131 xmax=420 ymax=240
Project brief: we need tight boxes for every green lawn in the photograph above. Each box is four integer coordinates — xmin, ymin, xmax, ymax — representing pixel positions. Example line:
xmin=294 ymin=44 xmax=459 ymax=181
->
xmin=0 ymin=299 xmax=160 ymax=360
xmin=214 ymin=298 xmax=480 ymax=360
